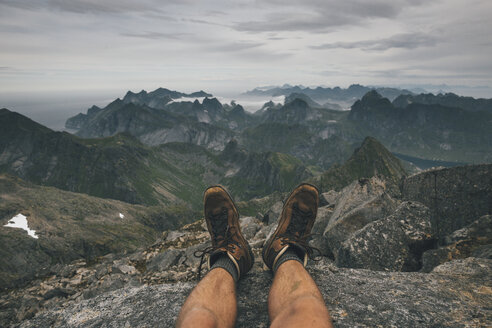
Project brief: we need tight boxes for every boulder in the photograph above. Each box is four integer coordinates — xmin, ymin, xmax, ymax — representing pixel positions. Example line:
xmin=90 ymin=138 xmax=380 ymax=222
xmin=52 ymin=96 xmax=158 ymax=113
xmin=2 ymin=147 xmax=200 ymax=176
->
xmin=473 ymin=244 xmax=492 ymax=259
xmin=336 ymin=201 xmax=434 ymax=271
xmin=263 ymin=201 xmax=283 ymax=225
xmin=165 ymin=231 xmax=186 ymax=242
xmin=183 ymin=242 xmax=210 ymax=268
xmin=239 ymin=216 xmax=262 ymax=240
xmin=309 ymin=207 xmax=334 ymax=257
xmin=320 ymin=177 xmax=398 ymax=257
xmin=327 ymin=176 xmax=394 ymax=227
xmin=402 ymin=164 xmax=492 ymax=240
xmin=147 ymin=249 xmax=183 ymax=272
xmin=444 ymin=215 xmax=492 ymax=246
xmin=431 ymin=257 xmax=491 ymax=276
xmin=421 ymin=215 xmax=492 ymax=272
xmin=319 ymin=190 xmax=340 ymax=207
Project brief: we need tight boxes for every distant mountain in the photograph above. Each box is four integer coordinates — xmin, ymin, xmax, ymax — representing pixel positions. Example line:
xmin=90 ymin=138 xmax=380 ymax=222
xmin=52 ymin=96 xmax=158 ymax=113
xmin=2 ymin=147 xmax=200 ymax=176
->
xmin=64 ymin=86 xmax=491 ymax=169
xmin=73 ymin=100 xmax=236 ymax=150
xmin=348 ymin=91 xmax=492 ymax=163
xmin=220 ymin=139 xmax=313 ymax=200
xmin=261 ymin=98 xmax=319 ymax=124
xmin=239 ymin=121 xmax=357 ymax=169
xmin=2 ymin=108 xmax=314 ymax=207
xmin=315 ymin=136 xmax=407 ymax=193
xmin=66 ymin=87 xmax=213 ymax=129
xmin=66 ymin=91 xmax=259 ymax=149
xmin=122 ymin=87 xmax=212 ymax=109
xmin=0 ymin=108 xmax=226 ymax=206
xmin=393 ymin=92 xmax=492 ymax=113
xmin=284 ymin=93 xmax=322 ymax=108
xmin=244 ymin=84 xmax=414 ymax=103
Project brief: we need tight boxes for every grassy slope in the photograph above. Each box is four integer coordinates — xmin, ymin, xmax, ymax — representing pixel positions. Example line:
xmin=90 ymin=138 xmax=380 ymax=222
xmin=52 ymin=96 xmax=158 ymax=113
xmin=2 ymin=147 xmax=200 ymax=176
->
xmin=0 ymin=174 xmax=199 ymax=289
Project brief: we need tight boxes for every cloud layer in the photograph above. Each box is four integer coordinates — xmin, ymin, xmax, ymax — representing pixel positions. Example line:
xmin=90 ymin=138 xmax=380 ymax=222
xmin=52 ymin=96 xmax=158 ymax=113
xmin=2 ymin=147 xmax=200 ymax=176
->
xmin=311 ymin=33 xmax=438 ymax=51
xmin=0 ymin=0 xmax=491 ymax=96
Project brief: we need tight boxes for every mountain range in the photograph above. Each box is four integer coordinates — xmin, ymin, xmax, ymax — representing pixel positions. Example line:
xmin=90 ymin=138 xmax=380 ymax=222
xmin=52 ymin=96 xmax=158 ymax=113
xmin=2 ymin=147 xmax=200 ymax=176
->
xmin=243 ymin=83 xmax=416 ymax=107
xmin=1 ymin=85 xmax=491 ymax=326
xmin=67 ymin=87 xmax=492 ymax=166
xmin=0 ymin=108 xmax=311 ymax=208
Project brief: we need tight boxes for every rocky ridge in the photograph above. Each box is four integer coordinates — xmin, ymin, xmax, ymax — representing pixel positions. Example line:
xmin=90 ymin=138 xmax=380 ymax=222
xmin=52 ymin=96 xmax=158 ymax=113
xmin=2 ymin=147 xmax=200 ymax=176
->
xmin=2 ymin=164 xmax=490 ymax=327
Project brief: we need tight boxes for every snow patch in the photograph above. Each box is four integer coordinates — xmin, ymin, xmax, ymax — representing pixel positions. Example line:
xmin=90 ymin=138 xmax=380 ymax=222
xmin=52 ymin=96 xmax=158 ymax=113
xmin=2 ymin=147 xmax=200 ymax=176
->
xmin=439 ymin=143 xmax=452 ymax=150
xmin=119 ymin=213 xmax=125 ymax=219
xmin=4 ymin=214 xmax=38 ymax=239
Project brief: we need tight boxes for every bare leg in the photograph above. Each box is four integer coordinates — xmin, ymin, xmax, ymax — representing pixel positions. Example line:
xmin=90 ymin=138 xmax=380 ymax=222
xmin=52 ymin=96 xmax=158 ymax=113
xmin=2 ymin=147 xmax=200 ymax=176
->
xmin=268 ymin=260 xmax=333 ymax=328
xmin=176 ymin=268 xmax=237 ymax=328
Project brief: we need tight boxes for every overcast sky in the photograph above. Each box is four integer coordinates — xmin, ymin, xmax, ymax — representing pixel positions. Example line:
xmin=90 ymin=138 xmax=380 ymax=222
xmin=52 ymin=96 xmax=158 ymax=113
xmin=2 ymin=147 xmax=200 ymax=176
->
xmin=1 ymin=0 xmax=492 ymax=97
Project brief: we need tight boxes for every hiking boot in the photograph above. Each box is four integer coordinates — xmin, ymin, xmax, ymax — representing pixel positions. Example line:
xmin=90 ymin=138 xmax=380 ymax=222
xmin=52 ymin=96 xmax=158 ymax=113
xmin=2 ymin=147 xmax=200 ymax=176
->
xmin=196 ymin=185 xmax=254 ymax=280
xmin=262 ymin=183 xmax=319 ymax=271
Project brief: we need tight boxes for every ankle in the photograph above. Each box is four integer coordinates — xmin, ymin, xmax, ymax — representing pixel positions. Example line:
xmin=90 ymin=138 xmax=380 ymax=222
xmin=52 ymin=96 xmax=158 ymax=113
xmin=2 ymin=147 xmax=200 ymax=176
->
xmin=273 ymin=248 xmax=303 ymax=273
xmin=210 ymin=253 xmax=239 ymax=282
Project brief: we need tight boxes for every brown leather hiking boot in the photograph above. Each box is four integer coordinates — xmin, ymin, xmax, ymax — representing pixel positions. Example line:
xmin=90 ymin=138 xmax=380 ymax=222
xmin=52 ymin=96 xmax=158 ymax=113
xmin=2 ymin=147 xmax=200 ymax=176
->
xmin=262 ymin=183 xmax=319 ymax=271
xmin=197 ymin=185 xmax=254 ymax=280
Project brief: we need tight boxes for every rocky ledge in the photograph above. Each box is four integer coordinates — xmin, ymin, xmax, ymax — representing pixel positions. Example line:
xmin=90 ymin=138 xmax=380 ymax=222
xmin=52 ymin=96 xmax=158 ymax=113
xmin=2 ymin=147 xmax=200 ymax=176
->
xmin=19 ymin=258 xmax=492 ymax=328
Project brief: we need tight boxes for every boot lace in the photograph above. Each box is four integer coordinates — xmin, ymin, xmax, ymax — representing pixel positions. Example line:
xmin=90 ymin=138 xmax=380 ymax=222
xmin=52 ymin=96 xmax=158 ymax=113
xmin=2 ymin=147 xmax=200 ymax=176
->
xmin=194 ymin=207 xmax=239 ymax=280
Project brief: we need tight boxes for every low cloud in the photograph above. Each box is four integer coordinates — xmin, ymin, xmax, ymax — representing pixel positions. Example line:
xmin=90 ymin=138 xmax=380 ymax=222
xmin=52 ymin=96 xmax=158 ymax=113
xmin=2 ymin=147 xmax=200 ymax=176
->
xmin=311 ymin=33 xmax=438 ymax=51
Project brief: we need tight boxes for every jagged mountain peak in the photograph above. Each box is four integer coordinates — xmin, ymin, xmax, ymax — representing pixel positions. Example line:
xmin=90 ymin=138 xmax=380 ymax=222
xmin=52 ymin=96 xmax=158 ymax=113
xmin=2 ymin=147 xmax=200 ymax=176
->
xmin=349 ymin=91 xmax=394 ymax=120
xmin=228 ymin=104 xmax=246 ymax=116
xmin=362 ymin=89 xmax=382 ymax=98
xmin=202 ymin=97 xmax=222 ymax=108
xmin=285 ymin=93 xmax=321 ymax=108
xmin=317 ymin=136 xmax=406 ymax=193
xmin=0 ymin=107 xmax=52 ymax=135
xmin=283 ymin=97 xmax=309 ymax=109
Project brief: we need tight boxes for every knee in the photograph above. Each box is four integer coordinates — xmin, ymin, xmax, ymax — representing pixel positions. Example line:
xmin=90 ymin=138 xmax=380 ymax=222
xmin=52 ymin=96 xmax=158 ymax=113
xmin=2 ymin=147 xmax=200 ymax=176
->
xmin=271 ymin=295 xmax=332 ymax=328
xmin=177 ymin=306 xmax=218 ymax=328
xmin=288 ymin=295 xmax=326 ymax=316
